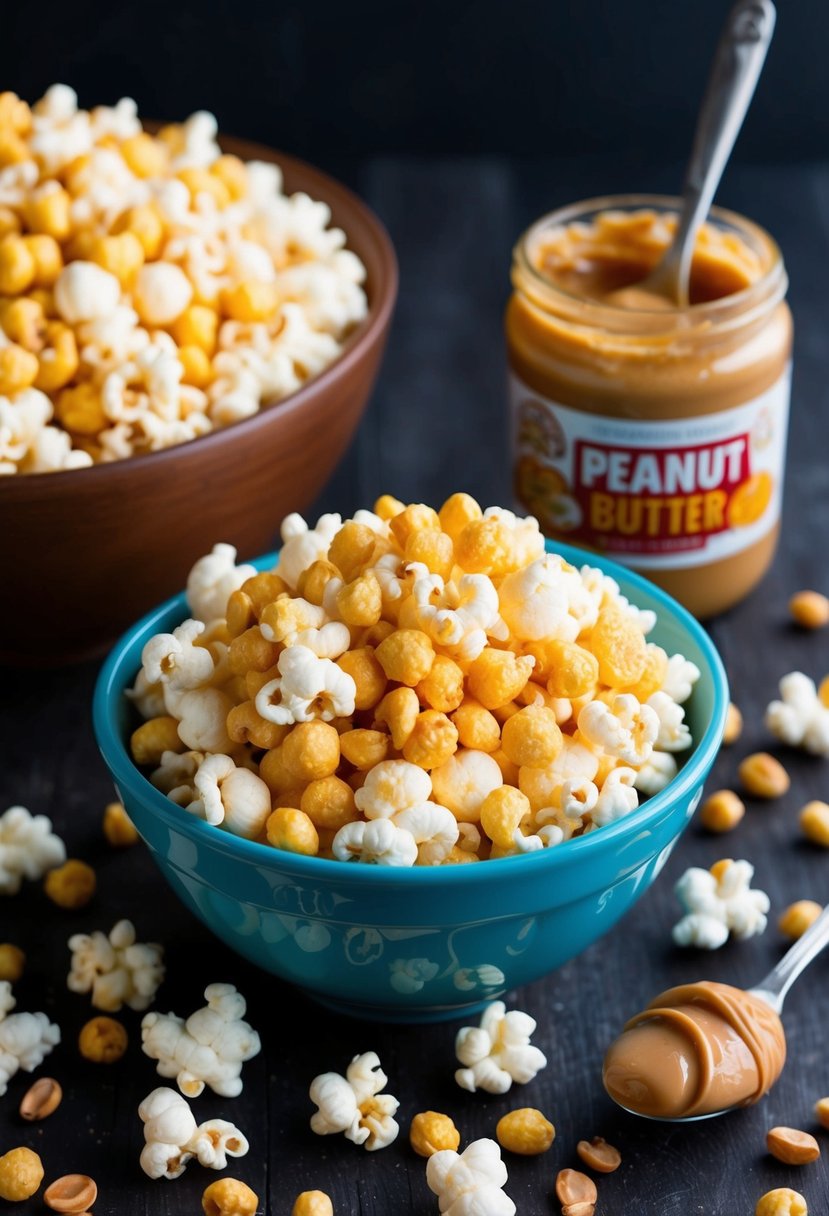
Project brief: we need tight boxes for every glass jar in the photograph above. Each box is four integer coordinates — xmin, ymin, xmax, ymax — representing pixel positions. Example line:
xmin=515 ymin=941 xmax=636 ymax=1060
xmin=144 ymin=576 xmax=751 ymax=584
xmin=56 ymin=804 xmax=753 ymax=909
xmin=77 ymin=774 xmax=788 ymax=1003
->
xmin=506 ymin=194 xmax=792 ymax=618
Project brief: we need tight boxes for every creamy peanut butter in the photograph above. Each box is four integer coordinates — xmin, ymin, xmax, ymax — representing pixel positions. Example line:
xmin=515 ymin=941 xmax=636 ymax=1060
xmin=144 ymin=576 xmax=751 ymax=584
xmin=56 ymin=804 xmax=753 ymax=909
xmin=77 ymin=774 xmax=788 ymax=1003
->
xmin=507 ymin=196 xmax=792 ymax=618
xmin=602 ymin=980 xmax=786 ymax=1119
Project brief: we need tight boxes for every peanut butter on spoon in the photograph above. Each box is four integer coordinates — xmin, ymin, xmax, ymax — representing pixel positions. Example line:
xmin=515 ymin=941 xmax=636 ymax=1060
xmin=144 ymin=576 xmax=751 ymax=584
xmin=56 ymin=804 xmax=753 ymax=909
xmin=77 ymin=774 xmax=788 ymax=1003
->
xmin=603 ymin=907 xmax=829 ymax=1122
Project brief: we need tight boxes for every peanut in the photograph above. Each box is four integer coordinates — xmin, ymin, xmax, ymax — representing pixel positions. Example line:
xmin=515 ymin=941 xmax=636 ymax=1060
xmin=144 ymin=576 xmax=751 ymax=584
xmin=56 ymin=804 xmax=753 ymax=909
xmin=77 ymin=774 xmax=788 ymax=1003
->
xmin=19 ymin=1076 xmax=62 ymax=1121
xmin=789 ymin=590 xmax=829 ymax=629
xmin=738 ymin=752 xmax=790 ymax=799
xmin=556 ymin=1168 xmax=597 ymax=1209
xmin=43 ymin=1173 xmax=97 ymax=1212
xmin=576 ymin=1135 xmax=621 ymax=1173
xmin=699 ymin=788 xmax=745 ymax=833
xmin=766 ymin=1126 xmax=820 ymax=1165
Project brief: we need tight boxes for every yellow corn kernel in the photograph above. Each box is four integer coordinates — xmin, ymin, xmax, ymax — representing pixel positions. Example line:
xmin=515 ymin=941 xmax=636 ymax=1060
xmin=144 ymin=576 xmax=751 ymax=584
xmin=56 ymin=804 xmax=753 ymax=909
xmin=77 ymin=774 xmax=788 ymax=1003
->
xmin=266 ymin=807 xmax=319 ymax=856
xmin=112 ymin=204 xmax=165 ymax=259
xmin=451 ymin=698 xmax=501 ymax=752
xmin=172 ymin=303 xmax=219 ymax=354
xmin=1 ymin=296 xmax=44 ymax=350
xmin=402 ymin=709 xmax=459 ymax=769
xmin=529 ymin=639 xmax=598 ymax=698
xmin=585 ymin=605 xmax=648 ymax=688
xmin=496 ymin=1107 xmax=555 ymax=1155
xmin=417 ymin=654 xmax=465 ymax=713
xmin=374 ymin=685 xmax=421 ymax=749
xmin=0 ymin=943 xmax=25 ymax=983
xmin=35 ymin=322 xmax=79 ymax=393
xmin=336 ymin=571 xmax=383 ymax=627
xmin=78 ymin=1015 xmax=128 ymax=1063
xmin=480 ymin=785 xmax=532 ymax=849
xmin=389 ymin=502 xmax=441 ymax=548
xmin=0 ymin=205 xmax=21 ymax=237
xmin=225 ymin=589 xmax=255 ymax=637
xmin=44 ymin=859 xmax=96 ymax=909
xmin=467 ymin=647 xmax=535 ymax=711
xmin=102 ymin=801 xmax=139 ymax=847
xmin=337 ymin=647 xmax=386 ymax=711
xmin=699 ymin=788 xmax=745 ymax=833
xmin=0 ymin=235 xmax=36 ymax=294
xmin=621 ymin=642 xmax=669 ymax=701
xmin=290 ymin=1192 xmax=333 ymax=1216
xmin=754 ymin=1189 xmax=807 ymax=1216
xmin=454 ymin=514 xmax=515 ymax=575
xmin=0 ymin=129 xmax=29 ymax=167
xmin=203 ymin=1177 xmax=260 ymax=1216
xmin=815 ymin=1097 xmax=829 ymax=1130
xmin=376 ymin=629 xmax=435 ymax=687
xmin=0 ymin=1146 xmax=44 ymax=1202
xmin=301 ymin=775 xmax=358 ymax=830
xmin=89 ymin=232 xmax=144 ymax=286
xmin=338 ymin=728 xmax=391 ymax=771
xmin=282 ymin=721 xmax=341 ymax=782
xmin=130 ymin=715 xmax=183 ymax=766
xmin=789 ymin=589 xmax=829 ymax=629
xmin=410 ymin=1110 xmax=461 ymax=1157
xmin=0 ymin=91 xmax=31 ymax=133
xmin=438 ymin=491 xmax=482 ymax=541
xmin=228 ymin=625 xmax=281 ymax=674
xmin=54 ymin=381 xmax=105 ymax=434
xmin=120 ymin=131 xmax=168 ymax=178
xmin=21 ymin=234 xmax=62 ymax=287
xmin=239 ymin=570 xmax=289 ymax=616
xmin=226 ymin=700 xmax=288 ymax=751
xmin=178 ymin=343 xmax=213 ymax=388
xmin=178 ymin=166 xmax=232 ymax=208
xmin=738 ymin=752 xmax=790 ymax=799
xmin=211 ymin=154 xmax=248 ymax=200
xmin=404 ymin=528 xmax=454 ymax=580
xmin=220 ymin=278 xmax=278 ymax=321
xmin=778 ymin=899 xmax=822 ymax=940
xmin=500 ymin=705 xmax=563 ymax=768
xmin=23 ymin=184 xmax=71 ymax=239
xmin=800 ymin=800 xmax=829 ymax=847
xmin=373 ymin=493 xmax=406 ymax=520
xmin=0 ymin=343 xmax=38 ymax=394
xmin=328 ymin=520 xmax=377 ymax=581
xmin=722 ymin=701 xmax=743 ymax=745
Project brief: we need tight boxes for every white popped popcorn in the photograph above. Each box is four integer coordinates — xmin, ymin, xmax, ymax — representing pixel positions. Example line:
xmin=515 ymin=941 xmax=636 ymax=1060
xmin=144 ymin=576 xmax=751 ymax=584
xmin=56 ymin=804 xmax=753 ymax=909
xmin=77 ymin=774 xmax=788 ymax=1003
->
xmin=187 ymin=753 xmax=271 ymax=837
xmin=408 ymin=565 xmax=503 ymax=661
xmin=68 ymin=918 xmax=165 ymax=1011
xmin=497 ymin=555 xmax=578 ymax=642
xmin=0 ymin=980 xmax=61 ymax=1097
xmin=53 ymin=261 xmax=121 ymax=324
xmin=138 ymin=1086 xmax=249 ymax=1180
xmin=426 ymin=1138 xmax=516 ymax=1216
xmin=276 ymin=512 xmax=343 ymax=588
xmin=354 ymin=760 xmax=432 ymax=820
xmin=591 ymin=767 xmax=639 ymax=827
xmin=309 ymin=1051 xmax=399 ymax=1150
xmin=647 ymin=691 xmax=693 ymax=752
xmin=0 ymin=805 xmax=66 ymax=894
xmin=174 ymin=688 xmax=235 ymax=753
xmin=332 ymin=817 xmax=419 ymax=867
xmin=672 ymin=859 xmax=770 ymax=949
xmin=141 ymin=618 xmax=214 ymax=692
xmin=430 ymin=750 xmax=504 ymax=822
xmin=186 ymin=543 xmax=257 ymax=624
xmin=578 ymin=693 xmax=659 ymax=766
xmin=254 ymin=644 xmax=356 ymax=725
xmin=141 ymin=983 xmax=261 ymax=1098
xmin=765 ymin=672 xmax=829 ymax=756
xmin=661 ymin=654 xmax=702 ymax=704
xmin=455 ymin=1000 xmax=547 ymax=1094
xmin=633 ymin=751 xmax=678 ymax=796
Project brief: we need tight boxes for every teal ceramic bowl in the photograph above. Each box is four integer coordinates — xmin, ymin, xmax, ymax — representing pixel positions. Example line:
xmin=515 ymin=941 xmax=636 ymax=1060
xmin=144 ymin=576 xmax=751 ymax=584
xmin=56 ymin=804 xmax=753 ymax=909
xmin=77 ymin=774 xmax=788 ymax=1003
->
xmin=93 ymin=542 xmax=728 ymax=1023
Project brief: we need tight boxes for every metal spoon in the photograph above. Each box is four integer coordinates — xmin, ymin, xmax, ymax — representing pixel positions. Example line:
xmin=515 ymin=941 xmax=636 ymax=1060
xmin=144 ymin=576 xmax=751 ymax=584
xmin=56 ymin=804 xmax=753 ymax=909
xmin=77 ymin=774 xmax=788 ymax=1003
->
xmin=611 ymin=0 xmax=776 ymax=309
xmin=608 ymin=904 xmax=829 ymax=1122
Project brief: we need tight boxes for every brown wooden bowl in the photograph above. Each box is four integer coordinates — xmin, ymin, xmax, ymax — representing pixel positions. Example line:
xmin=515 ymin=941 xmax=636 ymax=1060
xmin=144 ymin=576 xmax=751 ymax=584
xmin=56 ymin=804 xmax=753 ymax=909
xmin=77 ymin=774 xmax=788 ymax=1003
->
xmin=0 ymin=137 xmax=397 ymax=664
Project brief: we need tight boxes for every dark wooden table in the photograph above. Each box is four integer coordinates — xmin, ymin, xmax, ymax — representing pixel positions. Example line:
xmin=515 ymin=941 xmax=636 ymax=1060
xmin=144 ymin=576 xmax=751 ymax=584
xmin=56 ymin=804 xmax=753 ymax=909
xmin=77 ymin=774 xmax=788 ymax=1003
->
xmin=3 ymin=158 xmax=828 ymax=1215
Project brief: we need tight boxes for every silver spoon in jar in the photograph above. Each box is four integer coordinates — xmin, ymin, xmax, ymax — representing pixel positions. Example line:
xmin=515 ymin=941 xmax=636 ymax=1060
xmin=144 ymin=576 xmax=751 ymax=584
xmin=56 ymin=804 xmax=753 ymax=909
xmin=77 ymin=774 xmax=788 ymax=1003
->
xmin=609 ymin=0 xmax=776 ymax=310
xmin=603 ymin=904 xmax=829 ymax=1122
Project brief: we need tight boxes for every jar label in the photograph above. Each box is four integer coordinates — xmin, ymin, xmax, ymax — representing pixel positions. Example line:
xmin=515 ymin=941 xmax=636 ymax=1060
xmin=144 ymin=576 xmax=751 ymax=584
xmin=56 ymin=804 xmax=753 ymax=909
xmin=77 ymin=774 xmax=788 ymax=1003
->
xmin=510 ymin=367 xmax=791 ymax=569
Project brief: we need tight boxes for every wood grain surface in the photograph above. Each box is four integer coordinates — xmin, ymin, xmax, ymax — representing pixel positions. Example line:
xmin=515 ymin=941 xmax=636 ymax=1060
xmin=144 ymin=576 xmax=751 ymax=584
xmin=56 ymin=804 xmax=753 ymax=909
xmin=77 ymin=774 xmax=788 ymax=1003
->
xmin=2 ymin=157 xmax=828 ymax=1215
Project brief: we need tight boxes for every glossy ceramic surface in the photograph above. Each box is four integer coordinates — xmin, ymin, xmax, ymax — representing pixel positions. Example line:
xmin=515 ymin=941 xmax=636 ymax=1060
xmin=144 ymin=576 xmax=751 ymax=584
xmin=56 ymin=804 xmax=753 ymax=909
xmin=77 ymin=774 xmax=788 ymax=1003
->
xmin=1 ymin=137 xmax=397 ymax=664
xmin=93 ymin=542 xmax=728 ymax=1022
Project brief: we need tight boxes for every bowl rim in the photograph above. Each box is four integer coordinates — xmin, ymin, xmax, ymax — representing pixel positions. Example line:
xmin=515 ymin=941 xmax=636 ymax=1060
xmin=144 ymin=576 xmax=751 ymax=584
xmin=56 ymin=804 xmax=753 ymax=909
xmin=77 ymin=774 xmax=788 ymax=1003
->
xmin=94 ymin=538 xmax=728 ymax=885
xmin=0 ymin=142 xmax=398 ymax=496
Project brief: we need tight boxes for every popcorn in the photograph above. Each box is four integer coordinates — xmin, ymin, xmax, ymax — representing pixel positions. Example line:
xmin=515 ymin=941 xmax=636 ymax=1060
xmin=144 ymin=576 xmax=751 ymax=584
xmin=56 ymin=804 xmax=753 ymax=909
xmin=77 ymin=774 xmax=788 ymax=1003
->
xmin=591 ymin=767 xmax=639 ymax=827
xmin=455 ymin=1001 xmax=547 ymax=1094
xmin=431 ymin=749 xmax=504 ymax=822
xmin=661 ymin=654 xmax=701 ymax=703
xmin=0 ymin=805 xmax=65 ymax=894
xmin=188 ymin=753 xmax=271 ymax=837
xmin=498 ymin=555 xmax=579 ymax=642
xmin=255 ymin=644 xmax=356 ymax=725
xmin=141 ymin=983 xmax=261 ymax=1097
xmin=68 ymin=918 xmax=165 ymax=1011
xmin=0 ymin=981 xmax=61 ymax=1097
xmin=332 ymin=817 xmax=418 ymax=866
xmin=141 ymin=619 xmax=214 ymax=692
xmin=138 ymin=1086 xmax=248 ymax=1180
xmin=354 ymin=760 xmax=432 ymax=820
xmin=426 ymin=1138 xmax=516 ymax=1216
xmin=53 ymin=261 xmax=120 ymax=323
xmin=408 ymin=564 xmax=502 ymax=661
xmin=577 ymin=694 xmax=659 ymax=766
xmin=672 ymin=859 xmax=770 ymax=949
xmin=633 ymin=751 xmax=678 ymax=796
xmin=765 ymin=672 xmax=829 ymax=755
xmin=646 ymin=691 xmax=693 ymax=752
xmin=186 ymin=544 xmax=257 ymax=624
xmin=309 ymin=1051 xmax=399 ymax=1150
xmin=276 ymin=512 xmax=343 ymax=588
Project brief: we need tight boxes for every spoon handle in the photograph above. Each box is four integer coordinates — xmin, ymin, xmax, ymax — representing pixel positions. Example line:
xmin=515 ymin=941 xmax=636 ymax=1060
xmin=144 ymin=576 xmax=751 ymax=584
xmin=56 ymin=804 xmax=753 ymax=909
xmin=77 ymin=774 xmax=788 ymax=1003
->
xmin=665 ymin=0 xmax=777 ymax=303
xmin=750 ymin=904 xmax=829 ymax=1013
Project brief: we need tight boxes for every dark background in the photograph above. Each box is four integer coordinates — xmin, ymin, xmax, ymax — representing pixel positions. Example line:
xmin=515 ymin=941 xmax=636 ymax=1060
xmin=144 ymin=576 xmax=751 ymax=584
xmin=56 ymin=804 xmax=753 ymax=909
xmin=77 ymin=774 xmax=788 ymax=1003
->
xmin=1 ymin=0 xmax=826 ymax=166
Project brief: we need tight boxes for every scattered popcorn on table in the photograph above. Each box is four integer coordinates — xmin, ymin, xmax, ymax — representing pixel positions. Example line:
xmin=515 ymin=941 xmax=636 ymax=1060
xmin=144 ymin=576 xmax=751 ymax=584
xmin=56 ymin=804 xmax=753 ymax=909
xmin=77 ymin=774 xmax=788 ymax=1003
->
xmin=44 ymin=857 xmax=96 ymax=908
xmin=0 ymin=86 xmax=368 ymax=473
xmin=0 ymin=1146 xmax=44 ymax=1202
xmin=203 ymin=1177 xmax=260 ymax=1216
xmin=426 ymin=1137 xmax=516 ymax=1216
xmin=129 ymin=495 xmax=699 ymax=864
xmin=0 ymin=979 xmax=60 ymax=1096
xmin=141 ymin=982 xmax=261 ymax=1098
xmin=672 ymin=859 xmax=770 ymax=949
xmin=0 ymin=805 xmax=65 ymax=894
xmin=138 ymin=1086 xmax=249 ymax=1180
xmin=764 ymin=672 xmax=829 ymax=756
xmin=309 ymin=1050 xmax=399 ymax=1150
xmin=455 ymin=1000 xmax=547 ymax=1094
xmin=68 ymin=918 xmax=164 ymax=1011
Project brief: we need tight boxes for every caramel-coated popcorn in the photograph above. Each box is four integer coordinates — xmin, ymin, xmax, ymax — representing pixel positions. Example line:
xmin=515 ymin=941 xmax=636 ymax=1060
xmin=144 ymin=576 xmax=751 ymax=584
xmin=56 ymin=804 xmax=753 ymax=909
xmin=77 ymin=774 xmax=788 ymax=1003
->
xmin=130 ymin=495 xmax=698 ymax=864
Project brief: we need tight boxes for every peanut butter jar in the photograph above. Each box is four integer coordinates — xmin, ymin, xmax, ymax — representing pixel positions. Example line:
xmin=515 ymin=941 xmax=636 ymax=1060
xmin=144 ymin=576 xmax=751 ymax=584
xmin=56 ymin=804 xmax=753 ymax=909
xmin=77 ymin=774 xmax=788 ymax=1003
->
xmin=506 ymin=194 xmax=792 ymax=617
